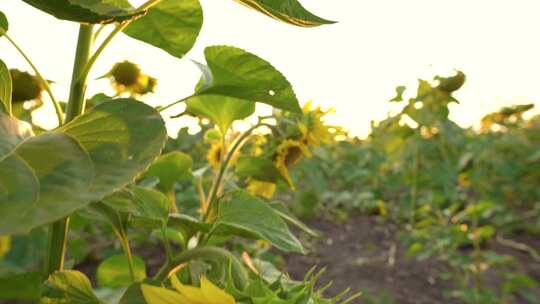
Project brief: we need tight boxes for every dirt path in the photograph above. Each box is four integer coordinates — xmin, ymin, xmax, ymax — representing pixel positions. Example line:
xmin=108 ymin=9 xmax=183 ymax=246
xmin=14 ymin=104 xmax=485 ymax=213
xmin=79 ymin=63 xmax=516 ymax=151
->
xmin=283 ymin=215 xmax=540 ymax=304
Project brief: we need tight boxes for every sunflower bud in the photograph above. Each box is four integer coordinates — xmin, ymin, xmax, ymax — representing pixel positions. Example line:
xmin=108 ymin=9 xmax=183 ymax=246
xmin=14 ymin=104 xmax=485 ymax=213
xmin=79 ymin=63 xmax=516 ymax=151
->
xmin=436 ymin=71 xmax=466 ymax=93
xmin=10 ymin=69 xmax=43 ymax=102
xmin=110 ymin=61 xmax=141 ymax=87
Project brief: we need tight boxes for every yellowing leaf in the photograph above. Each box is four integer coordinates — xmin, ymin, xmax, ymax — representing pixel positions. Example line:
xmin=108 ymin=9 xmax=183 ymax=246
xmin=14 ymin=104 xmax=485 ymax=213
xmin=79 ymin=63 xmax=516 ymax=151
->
xmin=171 ymin=275 xmax=235 ymax=304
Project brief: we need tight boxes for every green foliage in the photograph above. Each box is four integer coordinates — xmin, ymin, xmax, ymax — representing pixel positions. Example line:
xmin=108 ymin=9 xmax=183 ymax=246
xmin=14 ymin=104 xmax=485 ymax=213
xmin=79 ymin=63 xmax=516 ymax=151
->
xmin=41 ymin=270 xmax=102 ymax=303
xmin=213 ymin=191 xmax=304 ymax=253
xmin=0 ymin=100 xmax=166 ymax=235
xmin=21 ymin=0 xmax=143 ymax=24
xmin=193 ymin=45 xmax=302 ymax=113
xmin=97 ymin=254 xmax=146 ymax=288
xmin=0 ymin=59 xmax=11 ymax=114
xmin=123 ymin=0 xmax=203 ymax=60
xmin=234 ymin=0 xmax=335 ymax=27
xmin=0 ymin=1 xmax=351 ymax=303
xmin=0 ymin=10 xmax=8 ymax=35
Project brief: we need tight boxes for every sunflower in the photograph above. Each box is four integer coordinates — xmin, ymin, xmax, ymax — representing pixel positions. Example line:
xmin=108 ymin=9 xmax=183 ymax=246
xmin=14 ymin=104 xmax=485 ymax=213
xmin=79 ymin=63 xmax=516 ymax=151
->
xmin=275 ymin=139 xmax=312 ymax=190
xmin=10 ymin=69 xmax=43 ymax=102
xmin=247 ymin=179 xmax=276 ymax=199
xmin=0 ymin=236 xmax=10 ymax=258
xmin=207 ymin=142 xmax=222 ymax=170
xmin=299 ymin=101 xmax=335 ymax=147
xmin=107 ymin=61 xmax=157 ymax=96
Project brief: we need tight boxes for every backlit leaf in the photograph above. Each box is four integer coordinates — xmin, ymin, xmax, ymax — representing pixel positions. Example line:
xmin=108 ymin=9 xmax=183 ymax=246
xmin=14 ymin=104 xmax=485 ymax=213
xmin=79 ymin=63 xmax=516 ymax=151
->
xmin=124 ymin=0 xmax=203 ymax=59
xmin=233 ymin=0 xmax=335 ymax=27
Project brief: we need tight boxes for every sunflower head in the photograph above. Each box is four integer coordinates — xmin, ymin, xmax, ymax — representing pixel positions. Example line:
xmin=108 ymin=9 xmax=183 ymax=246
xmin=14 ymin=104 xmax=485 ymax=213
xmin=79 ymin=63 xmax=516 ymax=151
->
xmin=275 ymin=139 xmax=312 ymax=189
xmin=10 ymin=69 xmax=43 ymax=102
xmin=300 ymin=101 xmax=335 ymax=147
xmin=207 ymin=142 xmax=222 ymax=170
xmin=247 ymin=179 xmax=276 ymax=199
xmin=108 ymin=61 xmax=156 ymax=96
xmin=0 ymin=236 xmax=10 ymax=258
xmin=110 ymin=61 xmax=141 ymax=86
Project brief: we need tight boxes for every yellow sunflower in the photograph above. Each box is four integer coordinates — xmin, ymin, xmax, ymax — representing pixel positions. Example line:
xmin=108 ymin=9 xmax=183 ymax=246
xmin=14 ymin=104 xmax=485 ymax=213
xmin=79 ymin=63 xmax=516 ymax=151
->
xmin=247 ymin=179 xmax=276 ymax=199
xmin=0 ymin=236 xmax=10 ymax=258
xmin=299 ymin=101 xmax=335 ymax=147
xmin=275 ymin=139 xmax=312 ymax=190
xmin=207 ymin=142 xmax=223 ymax=170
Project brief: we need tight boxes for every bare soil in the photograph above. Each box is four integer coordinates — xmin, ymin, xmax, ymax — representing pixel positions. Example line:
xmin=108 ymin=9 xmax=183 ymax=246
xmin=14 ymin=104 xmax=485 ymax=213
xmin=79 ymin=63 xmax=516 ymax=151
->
xmin=283 ymin=215 xmax=540 ymax=304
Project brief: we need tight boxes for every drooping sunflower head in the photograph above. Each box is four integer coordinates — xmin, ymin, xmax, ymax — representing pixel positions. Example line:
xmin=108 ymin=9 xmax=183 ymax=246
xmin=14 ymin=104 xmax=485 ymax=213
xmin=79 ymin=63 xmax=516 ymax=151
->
xmin=107 ymin=61 xmax=157 ymax=96
xmin=275 ymin=139 xmax=312 ymax=189
xmin=207 ymin=142 xmax=222 ymax=170
xmin=299 ymin=101 xmax=335 ymax=147
xmin=10 ymin=69 xmax=43 ymax=102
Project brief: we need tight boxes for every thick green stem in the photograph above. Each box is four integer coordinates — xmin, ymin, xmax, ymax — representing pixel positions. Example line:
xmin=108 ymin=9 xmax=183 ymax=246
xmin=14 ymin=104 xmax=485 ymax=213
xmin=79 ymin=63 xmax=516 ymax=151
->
xmin=44 ymin=25 xmax=94 ymax=279
xmin=43 ymin=218 xmax=70 ymax=279
xmin=153 ymin=246 xmax=248 ymax=289
xmin=65 ymin=25 xmax=94 ymax=121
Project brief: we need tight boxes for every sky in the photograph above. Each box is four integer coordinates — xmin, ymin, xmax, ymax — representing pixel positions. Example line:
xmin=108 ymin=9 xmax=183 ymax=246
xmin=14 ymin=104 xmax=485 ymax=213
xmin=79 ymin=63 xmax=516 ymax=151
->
xmin=1 ymin=0 xmax=540 ymax=137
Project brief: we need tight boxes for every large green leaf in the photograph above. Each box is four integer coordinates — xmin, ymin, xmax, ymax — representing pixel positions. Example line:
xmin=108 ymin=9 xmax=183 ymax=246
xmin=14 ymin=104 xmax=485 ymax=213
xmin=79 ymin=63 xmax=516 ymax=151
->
xmin=21 ymin=0 xmax=143 ymax=24
xmin=142 ymin=151 xmax=193 ymax=193
xmin=233 ymin=0 xmax=335 ymax=27
xmin=0 ymin=271 xmax=41 ymax=301
xmin=59 ymin=99 xmax=167 ymax=198
xmin=123 ymin=0 xmax=203 ymax=59
xmin=41 ymin=270 xmax=102 ymax=303
xmin=193 ymin=46 xmax=301 ymax=113
xmin=213 ymin=191 xmax=304 ymax=253
xmin=0 ymin=100 xmax=166 ymax=235
xmin=0 ymin=132 xmax=93 ymax=235
xmin=186 ymin=96 xmax=255 ymax=133
xmin=97 ymin=254 xmax=146 ymax=288
xmin=0 ymin=59 xmax=12 ymax=115
xmin=235 ymin=156 xmax=283 ymax=183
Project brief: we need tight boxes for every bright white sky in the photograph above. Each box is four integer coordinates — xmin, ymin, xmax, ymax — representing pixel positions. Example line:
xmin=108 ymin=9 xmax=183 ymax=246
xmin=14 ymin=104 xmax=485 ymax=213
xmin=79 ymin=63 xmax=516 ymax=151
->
xmin=1 ymin=0 xmax=539 ymax=137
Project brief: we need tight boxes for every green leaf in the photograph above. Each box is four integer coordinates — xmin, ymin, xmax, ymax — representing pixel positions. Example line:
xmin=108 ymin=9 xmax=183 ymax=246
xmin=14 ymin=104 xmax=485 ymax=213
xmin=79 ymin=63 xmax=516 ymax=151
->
xmin=143 ymin=151 xmax=193 ymax=193
xmin=119 ymin=284 xmax=147 ymax=304
xmin=0 ymin=271 xmax=41 ymax=301
xmin=123 ymin=0 xmax=203 ymax=59
xmin=193 ymin=46 xmax=301 ymax=113
xmin=186 ymin=95 xmax=255 ymax=133
xmin=268 ymin=201 xmax=318 ymax=237
xmin=0 ymin=100 xmax=166 ymax=235
xmin=131 ymin=186 xmax=170 ymax=223
xmin=0 ymin=11 xmax=7 ymax=36
xmin=21 ymin=0 xmax=144 ymax=24
xmin=214 ymin=191 xmax=304 ymax=253
xmin=59 ymin=99 xmax=167 ymax=199
xmin=168 ymin=213 xmax=211 ymax=240
xmin=234 ymin=0 xmax=335 ymax=27
xmin=236 ymin=156 xmax=283 ymax=183
xmin=0 ymin=132 xmax=94 ymax=235
xmin=0 ymin=59 xmax=12 ymax=115
xmin=97 ymin=254 xmax=146 ymax=288
xmin=41 ymin=270 xmax=102 ymax=303
xmin=141 ymin=284 xmax=185 ymax=304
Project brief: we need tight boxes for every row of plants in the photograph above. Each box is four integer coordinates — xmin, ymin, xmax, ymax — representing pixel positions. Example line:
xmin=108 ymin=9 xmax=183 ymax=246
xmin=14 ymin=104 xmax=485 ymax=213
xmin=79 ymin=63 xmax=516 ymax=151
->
xmin=0 ymin=1 xmax=361 ymax=303
xmin=289 ymin=72 xmax=540 ymax=303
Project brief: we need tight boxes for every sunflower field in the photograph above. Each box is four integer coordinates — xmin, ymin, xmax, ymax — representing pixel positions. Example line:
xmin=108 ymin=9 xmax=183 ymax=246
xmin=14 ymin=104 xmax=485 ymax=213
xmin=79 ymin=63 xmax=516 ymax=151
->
xmin=0 ymin=1 xmax=539 ymax=304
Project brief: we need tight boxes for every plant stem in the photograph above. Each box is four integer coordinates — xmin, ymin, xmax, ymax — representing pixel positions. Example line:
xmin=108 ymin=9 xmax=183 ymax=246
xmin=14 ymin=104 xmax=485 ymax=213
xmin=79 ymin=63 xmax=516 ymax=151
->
xmin=65 ymin=25 xmax=95 ymax=121
xmin=44 ymin=24 xmax=94 ymax=279
xmin=204 ymin=124 xmax=268 ymax=219
xmin=4 ymin=34 xmax=64 ymax=125
xmin=80 ymin=0 xmax=162 ymax=85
